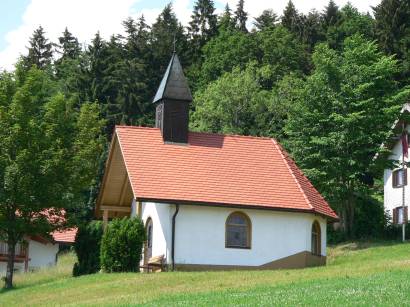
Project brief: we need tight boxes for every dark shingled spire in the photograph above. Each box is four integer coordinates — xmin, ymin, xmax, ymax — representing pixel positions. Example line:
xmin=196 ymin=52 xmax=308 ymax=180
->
xmin=153 ymin=53 xmax=192 ymax=103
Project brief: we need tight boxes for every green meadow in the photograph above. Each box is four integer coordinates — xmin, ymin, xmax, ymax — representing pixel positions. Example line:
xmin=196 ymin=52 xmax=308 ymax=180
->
xmin=1 ymin=242 xmax=410 ymax=306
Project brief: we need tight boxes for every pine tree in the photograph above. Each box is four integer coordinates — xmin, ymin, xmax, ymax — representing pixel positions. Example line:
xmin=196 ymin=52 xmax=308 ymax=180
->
xmin=23 ymin=26 xmax=53 ymax=69
xmin=234 ymin=0 xmax=248 ymax=32
xmin=188 ymin=0 xmax=217 ymax=58
xmin=254 ymin=9 xmax=278 ymax=31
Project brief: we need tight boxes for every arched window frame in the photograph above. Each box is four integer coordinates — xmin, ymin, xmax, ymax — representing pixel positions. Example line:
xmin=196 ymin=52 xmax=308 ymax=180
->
xmin=225 ymin=211 xmax=252 ymax=249
xmin=311 ymin=220 xmax=321 ymax=256
xmin=145 ymin=217 xmax=153 ymax=249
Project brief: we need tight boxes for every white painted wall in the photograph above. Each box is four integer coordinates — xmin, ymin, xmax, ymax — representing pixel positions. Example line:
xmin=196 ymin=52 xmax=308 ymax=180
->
xmin=139 ymin=202 xmax=173 ymax=263
xmin=0 ymin=239 xmax=59 ymax=275
xmin=384 ymin=127 xmax=410 ymax=221
xmin=28 ymin=240 xmax=58 ymax=269
xmin=137 ymin=202 xmax=326 ymax=267
xmin=174 ymin=205 xmax=326 ymax=266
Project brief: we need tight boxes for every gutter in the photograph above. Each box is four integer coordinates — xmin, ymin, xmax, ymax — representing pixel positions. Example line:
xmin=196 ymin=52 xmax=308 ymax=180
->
xmin=171 ymin=204 xmax=179 ymax=271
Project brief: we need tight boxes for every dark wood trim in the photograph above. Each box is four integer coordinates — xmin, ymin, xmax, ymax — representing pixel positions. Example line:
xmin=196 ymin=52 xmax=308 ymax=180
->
xmin=136 ymin=197 xmax=338 ymax=221
xmin=95 ymin=134 xmax=118 ymax=215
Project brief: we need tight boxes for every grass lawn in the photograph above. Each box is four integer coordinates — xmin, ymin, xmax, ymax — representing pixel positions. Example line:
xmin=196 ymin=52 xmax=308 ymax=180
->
xmin=1 ymin=241 xmax=410 ymax=306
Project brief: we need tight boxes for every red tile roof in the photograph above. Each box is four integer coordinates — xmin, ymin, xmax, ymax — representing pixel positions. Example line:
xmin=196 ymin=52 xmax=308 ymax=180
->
xmin=52 ymin=228 xmax=77 ymax=243
xmin=115 ymin=126 xmax=338 ymax=220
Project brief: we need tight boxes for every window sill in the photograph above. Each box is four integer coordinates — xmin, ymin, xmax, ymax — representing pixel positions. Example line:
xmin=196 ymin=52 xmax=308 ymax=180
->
xmin=225 ymin=246 xmax=251 ymax=250
xmin=393 ymin=185 xmax=407 ymax=189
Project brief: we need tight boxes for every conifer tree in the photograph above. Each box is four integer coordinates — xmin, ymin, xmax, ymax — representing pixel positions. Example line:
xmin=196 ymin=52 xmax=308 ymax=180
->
xmin=374 ymin=0 xmax=410 ymax=81
xmin=57 ymin=28 xmax=81 ymax=60
xmin=234 ymin=0 xmax=248 ymax=32
xmin=151 ymin=4 xmax=189 ymax=85
xmin=218 ymin=4 xmax=235 ymax=31
xmin=188 ymin=0 xmax=217 ymax=59
xmin=323 ymin=0 xmax=340 ymax=28
xmin=23 ymin=26 xmax=53 ymax=69
xmin=254 ymin=9 xmax=278 ymax=31
xmin=281 ymin=0 xmax=298 ymax=32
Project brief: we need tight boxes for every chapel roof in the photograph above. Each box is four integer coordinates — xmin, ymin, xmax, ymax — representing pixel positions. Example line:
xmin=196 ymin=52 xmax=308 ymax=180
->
xmin=110 ymin=126 xmax=338 ymax=220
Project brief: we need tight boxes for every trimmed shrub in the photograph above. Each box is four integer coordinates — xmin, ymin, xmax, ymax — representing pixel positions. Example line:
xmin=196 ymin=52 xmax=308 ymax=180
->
xmin=73 ymin=221 xmax=104 ymax=277
xmin=100 ymin=217 xmax=145 ymax=273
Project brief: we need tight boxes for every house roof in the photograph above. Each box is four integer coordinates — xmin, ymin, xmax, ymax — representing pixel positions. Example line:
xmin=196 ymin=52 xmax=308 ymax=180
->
xmin=52 ymin=228 xmax=77 ymax=244
xmin=111 ymin=126 xmax=338 ymax=220
xmin=153 ymin=53 xmax=192 ymax=103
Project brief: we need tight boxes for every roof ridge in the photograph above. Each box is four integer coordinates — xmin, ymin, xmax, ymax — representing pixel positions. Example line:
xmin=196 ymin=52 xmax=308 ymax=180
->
xmin=115 ymin=125 xmax=275 ymax=141
xmin=115 ymin=125 xmax=159 ymax=130
xmin=271 ymin=139 xmax=314 ymax=210
xmin=189 ymin=130 xmax=274 ymax=141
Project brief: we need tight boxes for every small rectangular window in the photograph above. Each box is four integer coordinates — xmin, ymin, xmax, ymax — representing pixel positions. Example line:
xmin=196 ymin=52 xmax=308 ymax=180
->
xmin=393 ymin=168 xmax=407 ymax=188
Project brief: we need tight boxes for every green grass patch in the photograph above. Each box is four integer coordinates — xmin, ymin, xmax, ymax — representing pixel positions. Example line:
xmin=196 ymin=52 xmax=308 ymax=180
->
xmin=1 ymin=241 xmax=410 ymax=306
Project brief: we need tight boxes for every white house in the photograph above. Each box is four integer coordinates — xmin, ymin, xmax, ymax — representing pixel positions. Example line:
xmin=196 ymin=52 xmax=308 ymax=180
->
xmin=95 ymin=53 xmax=338 ymax=270
xmin=0 ymin=228 xmax=76 ymax=274
xmin=382 ymin=103 xmax=410 ymax=224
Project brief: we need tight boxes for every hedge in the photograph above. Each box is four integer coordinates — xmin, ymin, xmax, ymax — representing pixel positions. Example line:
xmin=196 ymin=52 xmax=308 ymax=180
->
xmin=73 ymin=220 xmax=104 ymax=276
xmin=100 ymin=217 xmax=145 ymax=273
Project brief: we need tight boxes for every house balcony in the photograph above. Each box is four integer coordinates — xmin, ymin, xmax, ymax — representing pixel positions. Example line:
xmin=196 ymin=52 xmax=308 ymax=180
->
xmin=0 ymin=242 xmax=27 ymax=263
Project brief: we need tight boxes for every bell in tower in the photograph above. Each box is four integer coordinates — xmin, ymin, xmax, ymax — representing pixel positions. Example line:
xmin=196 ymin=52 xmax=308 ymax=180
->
xmin=153 ymin=53 xmax=192 ymax=144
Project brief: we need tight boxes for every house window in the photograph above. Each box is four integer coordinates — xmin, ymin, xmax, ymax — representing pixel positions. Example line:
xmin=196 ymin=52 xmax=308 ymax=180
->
xmin=392 ymin=168 xmax=407 ymax=188
xmin=311 ymin=221 xmax=321 ymax=256
xmin=393 ymin=206 xmax=408 ymax=225
xmin=225 ymin=212 xmax=251 ymax=249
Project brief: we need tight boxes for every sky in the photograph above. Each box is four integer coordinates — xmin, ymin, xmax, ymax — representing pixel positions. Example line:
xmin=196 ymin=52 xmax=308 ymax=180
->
xmin=0 ymin=0 xmax=381 ymax=71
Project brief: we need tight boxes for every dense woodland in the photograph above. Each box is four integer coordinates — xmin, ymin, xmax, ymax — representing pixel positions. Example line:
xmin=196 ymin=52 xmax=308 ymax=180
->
xmin=1 ymin=0 xmax=410 ymax=286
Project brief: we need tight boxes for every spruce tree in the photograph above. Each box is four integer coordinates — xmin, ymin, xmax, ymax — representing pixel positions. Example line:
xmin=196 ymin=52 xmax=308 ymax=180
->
xmin=218 ymin=4 xmax=235 ymax=31
xmin=151 ymin=4 xmax=189 ymax=85
xmin=323 ymin=0 xmax=340 ymax=28
xmin=57 ymin=28 xmax=81 ymax=60
xmin=281 ymin=0 xmax=298 ymax=32
xmin=374 ymin=0 xmax=410 ymax=82
xmin=24 ymin=26 xmax=53 ymax=69
xmin=188 ymin=0 xmax=217 ymax=59
xmin=254 ymin=9 xmax=278 ymax=31
xmin=234 ymin=0 xmax=248 ymax=32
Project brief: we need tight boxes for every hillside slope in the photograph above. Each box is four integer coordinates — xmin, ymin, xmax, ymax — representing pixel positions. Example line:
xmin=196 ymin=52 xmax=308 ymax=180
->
xmin=1 ymin=242 xmax=410 ymax=306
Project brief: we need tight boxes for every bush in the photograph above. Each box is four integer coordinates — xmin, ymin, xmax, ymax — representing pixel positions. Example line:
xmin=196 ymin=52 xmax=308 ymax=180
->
xmin=72 ymin=221 xmax=104 ymax=277
xmin=100 ymin=217 xmax=145 ymax=273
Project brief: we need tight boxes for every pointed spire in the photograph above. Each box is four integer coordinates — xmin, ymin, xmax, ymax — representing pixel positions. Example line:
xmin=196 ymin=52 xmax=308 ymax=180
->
xmin=153 ymin=53 xmax=193 ymax=103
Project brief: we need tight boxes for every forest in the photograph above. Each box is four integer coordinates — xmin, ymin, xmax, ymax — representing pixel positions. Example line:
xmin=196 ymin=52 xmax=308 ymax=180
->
xmin=1 ymin=0 xmax=410 ymax=257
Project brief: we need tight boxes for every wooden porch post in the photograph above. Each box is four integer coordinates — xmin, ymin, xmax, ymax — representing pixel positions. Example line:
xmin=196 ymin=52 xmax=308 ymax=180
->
xmin=103 ymin=210 xmax=109 ymax=231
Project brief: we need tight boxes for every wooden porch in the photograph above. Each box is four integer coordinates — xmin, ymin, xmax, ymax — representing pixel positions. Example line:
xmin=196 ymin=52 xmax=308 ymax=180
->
xmin=96 ymin=134 xmax=138 ymax=228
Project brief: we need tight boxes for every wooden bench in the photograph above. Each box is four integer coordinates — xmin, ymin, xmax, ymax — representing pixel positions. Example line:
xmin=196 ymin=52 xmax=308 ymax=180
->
xmin=140 ymin=255 xmax=166 ymax=273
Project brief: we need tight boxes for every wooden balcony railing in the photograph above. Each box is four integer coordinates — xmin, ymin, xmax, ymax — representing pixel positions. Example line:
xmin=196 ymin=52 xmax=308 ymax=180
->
xmin=0 ymin=242 xmax=27 ymax=262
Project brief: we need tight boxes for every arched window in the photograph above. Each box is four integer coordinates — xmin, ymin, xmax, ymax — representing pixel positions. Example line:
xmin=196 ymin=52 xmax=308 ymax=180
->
xmin=145 ymin=218 xmax=153 ymax=260
xmin=226 ymin=212 xmax=251 ymax=249
xmin=311 ymin=221 xmax=321 ymax=256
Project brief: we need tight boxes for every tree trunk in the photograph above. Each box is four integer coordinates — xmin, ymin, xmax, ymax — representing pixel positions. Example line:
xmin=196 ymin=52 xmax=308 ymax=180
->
xmin=4 ymin=240 xmax=16 ymax=289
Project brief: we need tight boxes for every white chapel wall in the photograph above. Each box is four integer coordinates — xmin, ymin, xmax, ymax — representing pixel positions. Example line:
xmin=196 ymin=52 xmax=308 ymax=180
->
xmin=173 ymin=204 xmax=326 ymax=267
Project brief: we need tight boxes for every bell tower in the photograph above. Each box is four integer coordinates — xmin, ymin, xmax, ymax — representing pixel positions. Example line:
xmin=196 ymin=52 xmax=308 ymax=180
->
xmin=153 ymin=53 xmax=192 ymax=144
